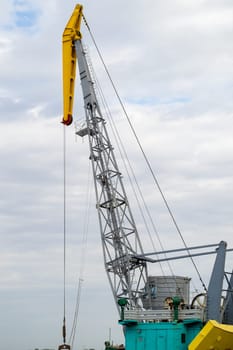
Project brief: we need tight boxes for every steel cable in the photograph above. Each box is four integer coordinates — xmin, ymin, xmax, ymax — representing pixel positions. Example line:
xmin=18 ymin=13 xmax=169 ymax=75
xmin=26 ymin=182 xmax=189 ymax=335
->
xmin=82 ymin=14 xmax=207 ymax=292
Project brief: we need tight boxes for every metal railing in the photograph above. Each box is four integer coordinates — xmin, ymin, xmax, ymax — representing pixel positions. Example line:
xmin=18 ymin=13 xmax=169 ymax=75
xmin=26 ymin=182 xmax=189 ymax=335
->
xmin=124 ymin=309 xmax=204 ymax=322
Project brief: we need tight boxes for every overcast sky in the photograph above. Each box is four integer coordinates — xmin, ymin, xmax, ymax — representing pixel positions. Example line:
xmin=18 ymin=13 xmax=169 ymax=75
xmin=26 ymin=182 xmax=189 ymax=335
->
xmin=0 ymin=1 xmax=233 ymax=349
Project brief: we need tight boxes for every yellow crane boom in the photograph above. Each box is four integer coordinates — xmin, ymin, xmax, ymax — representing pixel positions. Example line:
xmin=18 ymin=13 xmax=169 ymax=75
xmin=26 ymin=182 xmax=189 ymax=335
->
xmin=62 ymin=4 xmax=83 ymax=125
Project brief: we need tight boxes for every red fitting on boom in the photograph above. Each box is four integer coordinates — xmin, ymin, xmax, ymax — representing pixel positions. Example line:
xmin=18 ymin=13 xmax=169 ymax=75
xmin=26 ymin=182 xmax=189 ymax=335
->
xmin=62 ymin=114 xmax=73 ymax=126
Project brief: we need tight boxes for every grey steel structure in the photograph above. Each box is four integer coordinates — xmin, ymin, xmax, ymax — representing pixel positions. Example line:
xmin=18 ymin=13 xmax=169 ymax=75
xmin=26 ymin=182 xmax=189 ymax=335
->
xmin=75 ymin=40 xmax=148 ymax=312
xmin=223 ymin=272 xmax=233 ymax=324
xmin=207 ymin=240 xmax=227 ymax=322
xmin=73 ymin=38 xmax=233 ymax=320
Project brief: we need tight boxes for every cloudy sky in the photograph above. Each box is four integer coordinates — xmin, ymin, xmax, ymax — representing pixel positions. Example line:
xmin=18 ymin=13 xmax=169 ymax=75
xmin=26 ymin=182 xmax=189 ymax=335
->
xmin=0 ymin=0 xmax=233 ymax=349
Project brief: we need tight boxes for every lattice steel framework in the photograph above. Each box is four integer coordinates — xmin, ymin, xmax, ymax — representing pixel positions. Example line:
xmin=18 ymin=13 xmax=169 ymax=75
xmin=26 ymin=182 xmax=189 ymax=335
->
xmin=75 ymin=40 xmax=149 ymax=312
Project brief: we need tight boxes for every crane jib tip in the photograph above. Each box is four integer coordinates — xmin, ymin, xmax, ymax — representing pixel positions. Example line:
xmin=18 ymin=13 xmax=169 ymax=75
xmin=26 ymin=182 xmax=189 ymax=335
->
xmin=62 ymin=114 xmax=73 ymax=126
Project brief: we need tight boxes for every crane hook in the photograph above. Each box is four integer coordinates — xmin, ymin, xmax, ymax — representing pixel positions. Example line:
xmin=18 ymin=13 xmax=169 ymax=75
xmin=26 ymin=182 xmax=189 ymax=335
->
xmin=58 ymin=317 xmax=71 ymax=350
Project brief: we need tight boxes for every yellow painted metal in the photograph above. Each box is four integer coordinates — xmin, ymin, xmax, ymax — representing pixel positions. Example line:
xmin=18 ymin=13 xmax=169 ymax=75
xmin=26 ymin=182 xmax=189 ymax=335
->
xmin=62 ymin=4 xmax=83 ymax=125
xmin=189 ymin=320 xmax=233 ymax=350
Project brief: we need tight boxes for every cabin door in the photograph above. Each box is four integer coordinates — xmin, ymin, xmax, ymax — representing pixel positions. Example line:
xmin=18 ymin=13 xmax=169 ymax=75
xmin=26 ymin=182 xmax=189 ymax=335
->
xmin=136 ymin=335 xmax=145 ymax=350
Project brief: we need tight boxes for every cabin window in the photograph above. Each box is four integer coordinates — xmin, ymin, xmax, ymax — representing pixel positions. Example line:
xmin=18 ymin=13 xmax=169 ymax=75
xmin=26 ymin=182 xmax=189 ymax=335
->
xmin=181 ymin=333 xmax=186 ymax=343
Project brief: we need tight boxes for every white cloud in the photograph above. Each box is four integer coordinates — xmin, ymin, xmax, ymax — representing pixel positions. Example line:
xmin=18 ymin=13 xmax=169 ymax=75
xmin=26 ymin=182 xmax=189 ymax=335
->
xmin=0 ymin=1 xmax=233 ymax=349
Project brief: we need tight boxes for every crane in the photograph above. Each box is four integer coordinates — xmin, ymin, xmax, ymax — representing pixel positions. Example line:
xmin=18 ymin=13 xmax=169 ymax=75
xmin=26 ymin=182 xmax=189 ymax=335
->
xmin=61 ymin=4 xmax=233 ymax=350
xmin=62 ymin=4 xmax=149 ymax=312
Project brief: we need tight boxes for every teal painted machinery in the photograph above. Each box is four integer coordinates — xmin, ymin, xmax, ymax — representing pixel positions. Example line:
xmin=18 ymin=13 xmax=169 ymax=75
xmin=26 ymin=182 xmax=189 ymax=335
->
xmin=120 ymin=320 xmax=202 ymax=350
xmin=118 ymin=296 xmax=203 ymax=350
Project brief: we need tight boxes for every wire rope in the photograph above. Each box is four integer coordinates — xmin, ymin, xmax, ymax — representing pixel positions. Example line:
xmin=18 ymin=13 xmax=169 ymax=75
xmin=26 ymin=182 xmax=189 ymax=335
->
xmin=83 ymin=15 xmax=207 ymax=292
xmin=91 ymin=59 xmax=185 ymax=297
xmin=62 ymin=125 xmax=67 ymax=343
xmin=69 ymin=159 xmax=92 ymax=348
